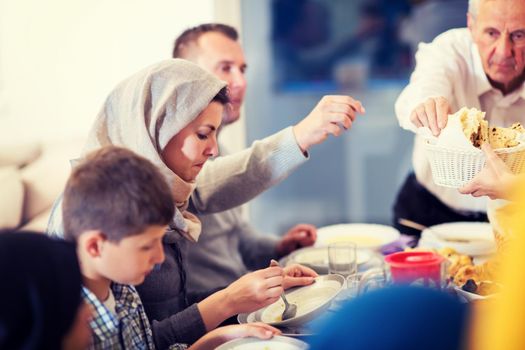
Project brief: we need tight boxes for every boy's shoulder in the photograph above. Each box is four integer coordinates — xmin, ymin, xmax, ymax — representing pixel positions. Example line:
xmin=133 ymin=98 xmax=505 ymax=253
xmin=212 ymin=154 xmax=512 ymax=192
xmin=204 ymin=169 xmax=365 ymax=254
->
xmin=82 ymin=283 xmax=143 ymax=317
xmin=82 ymin=283 xmax=154 ymax=349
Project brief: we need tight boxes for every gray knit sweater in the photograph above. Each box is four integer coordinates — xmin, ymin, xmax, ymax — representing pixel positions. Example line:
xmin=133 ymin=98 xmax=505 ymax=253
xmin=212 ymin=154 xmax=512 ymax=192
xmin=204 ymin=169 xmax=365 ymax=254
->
xmin=184 ymin=130 xmax=304 ymax=293
xmin=184 ymin=205 xmax=280 ymax=294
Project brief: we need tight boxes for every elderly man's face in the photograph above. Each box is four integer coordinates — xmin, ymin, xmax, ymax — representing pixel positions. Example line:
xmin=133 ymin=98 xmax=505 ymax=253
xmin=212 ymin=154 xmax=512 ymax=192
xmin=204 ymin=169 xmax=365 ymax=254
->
xmin=468 ymin=0 xmax=525 ymax=92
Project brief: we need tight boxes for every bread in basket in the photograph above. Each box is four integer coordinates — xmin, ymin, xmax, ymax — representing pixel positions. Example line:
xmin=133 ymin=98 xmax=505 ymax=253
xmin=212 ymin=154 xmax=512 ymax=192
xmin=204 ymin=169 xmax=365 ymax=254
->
xmin=424 ymin=107 xmax=525 ymax=188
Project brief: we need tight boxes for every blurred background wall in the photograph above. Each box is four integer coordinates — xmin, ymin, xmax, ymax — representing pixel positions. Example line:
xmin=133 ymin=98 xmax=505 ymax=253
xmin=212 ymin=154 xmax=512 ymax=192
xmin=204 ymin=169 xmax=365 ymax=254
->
xmin=241 ymin=0 xmax=467 ymax=234
xmin=0 ymin=0 xmax=217 ymax=143
xmin=0 ymin=0 xmax=468 ymax=235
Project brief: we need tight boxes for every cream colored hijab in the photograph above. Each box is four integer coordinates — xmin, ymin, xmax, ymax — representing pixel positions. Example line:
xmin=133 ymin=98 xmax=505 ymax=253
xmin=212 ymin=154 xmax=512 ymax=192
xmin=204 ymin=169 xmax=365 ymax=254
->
xmin=82 ymin=59 xmax=227 ymax=242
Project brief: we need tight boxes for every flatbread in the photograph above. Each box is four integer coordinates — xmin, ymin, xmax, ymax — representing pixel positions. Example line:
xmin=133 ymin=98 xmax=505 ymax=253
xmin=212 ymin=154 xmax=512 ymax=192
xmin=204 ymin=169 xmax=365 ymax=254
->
xmin=455 ymin=107 xmax=524 ymax=149
xmin=457 ymin=108 xmax=488 ymax=148
xmin=488 ymin=123 xmax=524 ymax=149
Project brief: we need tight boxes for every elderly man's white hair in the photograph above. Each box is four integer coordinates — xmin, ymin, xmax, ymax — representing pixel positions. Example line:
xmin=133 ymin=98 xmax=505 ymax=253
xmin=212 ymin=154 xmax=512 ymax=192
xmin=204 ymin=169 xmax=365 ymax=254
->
xmin=468 ymin=0 xmax=480 ymax=19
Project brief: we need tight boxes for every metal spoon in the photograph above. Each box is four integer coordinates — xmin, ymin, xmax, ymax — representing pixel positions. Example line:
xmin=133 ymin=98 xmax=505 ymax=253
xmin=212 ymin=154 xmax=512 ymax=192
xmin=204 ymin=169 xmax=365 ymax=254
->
xmin=398 ymin=218 xmax=487 ymax=244
xmin=270 ymin=259 xmax=297 ymax=321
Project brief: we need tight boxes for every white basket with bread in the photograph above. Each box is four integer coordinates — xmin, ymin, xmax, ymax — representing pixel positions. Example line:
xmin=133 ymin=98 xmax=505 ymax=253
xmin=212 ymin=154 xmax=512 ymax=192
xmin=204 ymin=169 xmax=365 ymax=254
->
xmin=424 ymin=107 xmax=525 ymax=188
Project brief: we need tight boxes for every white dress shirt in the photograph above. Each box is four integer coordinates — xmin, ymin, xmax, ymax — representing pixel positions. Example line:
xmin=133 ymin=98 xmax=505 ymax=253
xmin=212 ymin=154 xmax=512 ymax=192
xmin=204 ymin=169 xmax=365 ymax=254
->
xmin=396 ymin=28 xmax=525 ymax=213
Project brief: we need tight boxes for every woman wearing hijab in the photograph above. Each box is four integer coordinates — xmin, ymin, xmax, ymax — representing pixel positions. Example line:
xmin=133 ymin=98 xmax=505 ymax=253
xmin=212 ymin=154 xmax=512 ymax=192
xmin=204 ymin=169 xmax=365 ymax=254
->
xmin=46 ymin=59 xmax=316 ymax=349
xmin=0 ymin=231 xmax=92 ymax=350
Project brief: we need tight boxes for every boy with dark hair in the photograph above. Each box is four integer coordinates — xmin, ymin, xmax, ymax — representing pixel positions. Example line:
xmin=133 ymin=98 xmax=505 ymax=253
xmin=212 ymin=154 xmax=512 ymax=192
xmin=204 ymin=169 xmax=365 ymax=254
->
xmin=63 ymin=146 xmax=174 ymax=349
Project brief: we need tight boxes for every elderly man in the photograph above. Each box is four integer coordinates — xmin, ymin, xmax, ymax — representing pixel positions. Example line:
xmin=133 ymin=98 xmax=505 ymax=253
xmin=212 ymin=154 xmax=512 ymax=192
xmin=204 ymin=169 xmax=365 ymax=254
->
xmin=172 ymin=23 xmax=365 ymax=292
xmin=393 ymin=0 xmax=525 ymax=235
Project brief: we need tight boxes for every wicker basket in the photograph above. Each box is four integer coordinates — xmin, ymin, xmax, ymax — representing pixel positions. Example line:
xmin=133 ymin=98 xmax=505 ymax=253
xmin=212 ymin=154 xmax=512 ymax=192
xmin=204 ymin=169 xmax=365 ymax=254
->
xmin=424 ymin=141 xmax=525 ymax=188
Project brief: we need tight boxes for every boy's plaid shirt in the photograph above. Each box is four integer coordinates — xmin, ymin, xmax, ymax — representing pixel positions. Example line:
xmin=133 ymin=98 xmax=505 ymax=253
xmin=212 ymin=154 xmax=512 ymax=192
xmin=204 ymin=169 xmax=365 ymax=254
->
xmin=82 ymin=283 xmax=155 ymax=350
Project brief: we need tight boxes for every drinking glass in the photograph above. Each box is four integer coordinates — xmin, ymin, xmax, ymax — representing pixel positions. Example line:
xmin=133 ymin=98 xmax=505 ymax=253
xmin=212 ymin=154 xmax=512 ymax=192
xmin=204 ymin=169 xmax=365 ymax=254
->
xmin=346 ymin=272 xmax=362 ymax=299
xmin=358 ymin=267 xmax=389 ymax=295
xmin=328 ymin=242 xmax=357 ymax=277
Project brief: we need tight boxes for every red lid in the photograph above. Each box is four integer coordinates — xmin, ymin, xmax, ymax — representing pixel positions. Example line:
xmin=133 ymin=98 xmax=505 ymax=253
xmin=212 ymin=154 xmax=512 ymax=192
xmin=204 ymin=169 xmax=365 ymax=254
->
xmin=384 ymin=251 xmax=444 ymax=268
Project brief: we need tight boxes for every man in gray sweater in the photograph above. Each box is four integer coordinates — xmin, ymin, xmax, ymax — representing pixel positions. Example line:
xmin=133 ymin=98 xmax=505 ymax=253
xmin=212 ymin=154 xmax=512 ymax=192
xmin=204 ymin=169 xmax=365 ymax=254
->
xmin=171 ymin=24 xmax=363 ymax=292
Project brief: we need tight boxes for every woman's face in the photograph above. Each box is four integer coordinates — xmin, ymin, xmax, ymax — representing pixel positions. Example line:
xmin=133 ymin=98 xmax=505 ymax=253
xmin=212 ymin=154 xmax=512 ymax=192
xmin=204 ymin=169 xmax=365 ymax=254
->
xmin=162 ymin=101 xmax=223 ymax=181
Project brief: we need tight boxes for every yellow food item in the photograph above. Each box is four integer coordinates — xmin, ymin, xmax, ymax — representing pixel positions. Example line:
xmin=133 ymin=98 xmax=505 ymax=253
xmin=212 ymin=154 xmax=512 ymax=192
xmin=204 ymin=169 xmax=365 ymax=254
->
xmin=406 ymin=247 xmax=474 ymax=282
xmin=448 ymin=253 xmax=474 ymax=277
xmin=435 ymin=247 xmax=474 ymax=281
xmin=453 ymin=259 xmax=498 ymax=286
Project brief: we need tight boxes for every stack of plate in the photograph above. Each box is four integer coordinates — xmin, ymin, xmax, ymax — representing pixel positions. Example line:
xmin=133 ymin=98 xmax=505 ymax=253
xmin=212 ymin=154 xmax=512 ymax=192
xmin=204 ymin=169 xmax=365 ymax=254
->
xmin=286 ymin=246 xmax=373 ymax=274
xmin=418 ymin=222 xmax=496 ymax=257
xmin=314 ymin=223 xmax=401 ymax=250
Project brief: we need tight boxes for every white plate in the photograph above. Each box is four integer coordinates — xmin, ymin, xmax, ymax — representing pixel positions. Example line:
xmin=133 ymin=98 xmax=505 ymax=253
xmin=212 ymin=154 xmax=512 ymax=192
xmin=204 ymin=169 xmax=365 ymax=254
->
xmin=453 ymin=283 xmax=501 ymax=302
xmin=287 ymin=247 xmax=372 ymax=274
xmin=315 ymin=224 xmax=400 ymax=250
xmin=453 ymin=286 xmax=488 ymax=301
xmin=215 ymin=335 xmax=309 ymax=350
xmin=238 ymin=274 xmax=344 ymax=327
xmin=236 ymin=314 xmax=315 ymax=338
xmin=419 ymin=222 xmax=495 ymax=256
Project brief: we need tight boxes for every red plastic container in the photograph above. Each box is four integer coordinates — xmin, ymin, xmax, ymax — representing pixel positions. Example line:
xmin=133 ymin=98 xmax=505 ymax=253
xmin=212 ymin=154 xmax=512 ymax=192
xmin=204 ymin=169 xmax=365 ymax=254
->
xmin=384 ymin=251 xmax=445 ymax=288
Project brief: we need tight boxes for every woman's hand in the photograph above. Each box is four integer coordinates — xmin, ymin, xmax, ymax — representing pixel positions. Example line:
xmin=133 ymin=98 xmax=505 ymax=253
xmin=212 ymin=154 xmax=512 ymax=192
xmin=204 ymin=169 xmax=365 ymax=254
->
xmin=198 ymin=264 xmax=316 ymax=331
xmin=459 ymin=143 xmax=515 ymax=200
xmin=198 ymin=267 xmax=284 ymax=331
xmin=282 ymin=263 xmax=317 ymax=290
xmin=222 ymin=267 xmax=284 ymax=314
xmin=292 ymin=95 xmax=365 ymax=152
